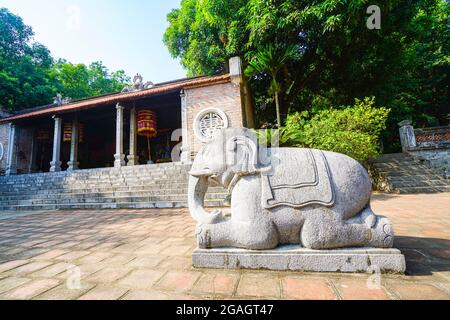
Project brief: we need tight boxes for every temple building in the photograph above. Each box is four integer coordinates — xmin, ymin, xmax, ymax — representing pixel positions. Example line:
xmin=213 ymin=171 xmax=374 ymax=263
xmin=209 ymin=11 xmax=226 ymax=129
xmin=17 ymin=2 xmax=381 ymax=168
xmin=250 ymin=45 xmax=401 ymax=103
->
xmin=0 ymin=57 xmax=255 ymax=175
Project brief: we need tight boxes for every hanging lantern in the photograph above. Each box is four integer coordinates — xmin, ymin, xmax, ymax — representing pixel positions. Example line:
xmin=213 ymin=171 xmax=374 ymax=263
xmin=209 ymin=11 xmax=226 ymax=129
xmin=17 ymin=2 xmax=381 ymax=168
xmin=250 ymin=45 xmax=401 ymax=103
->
xmin=137 ymin=109 xmax=157 ymax=163
xmin=63 ymin=123 xmax=84 ymax=143
xmin=36 ymin=129 xmax=51 ymax=141
xmin=63 ymin=123 xmax=72 ymax=142
xmin=137 ymin=110 xmax=158 ymax=138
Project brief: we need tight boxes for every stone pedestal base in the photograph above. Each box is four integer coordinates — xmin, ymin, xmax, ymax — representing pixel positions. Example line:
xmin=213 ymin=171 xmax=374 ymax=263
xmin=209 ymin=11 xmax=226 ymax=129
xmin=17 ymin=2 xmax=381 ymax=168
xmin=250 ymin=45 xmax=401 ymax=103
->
xmin=49 ymin=161 xmax=62 ymax=172
xmin=67 ymin=161 xmax=79 ymax=171
xmin=127 ymin=155 xmax=139 ymax=166
xmin=114 ymin=153 xmax=125 ymax=168
xmin=193 ymin=245 xmax=406 ymax=273
xmin=5 ymin=166 xmax=17 ymax=176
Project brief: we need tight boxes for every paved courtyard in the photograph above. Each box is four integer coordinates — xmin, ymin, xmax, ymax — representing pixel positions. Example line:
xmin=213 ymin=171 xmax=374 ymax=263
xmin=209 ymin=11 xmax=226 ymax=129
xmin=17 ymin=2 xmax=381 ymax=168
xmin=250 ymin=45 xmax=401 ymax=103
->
xmin=0 ymin=193 xmax=448 ymax=300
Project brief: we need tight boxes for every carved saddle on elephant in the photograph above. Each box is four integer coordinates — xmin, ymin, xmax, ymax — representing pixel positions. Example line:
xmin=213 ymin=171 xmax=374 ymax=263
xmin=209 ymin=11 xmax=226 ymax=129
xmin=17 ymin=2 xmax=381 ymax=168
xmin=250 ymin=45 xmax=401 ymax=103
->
xmin=261 ymin=148 xmax=336 ymax=209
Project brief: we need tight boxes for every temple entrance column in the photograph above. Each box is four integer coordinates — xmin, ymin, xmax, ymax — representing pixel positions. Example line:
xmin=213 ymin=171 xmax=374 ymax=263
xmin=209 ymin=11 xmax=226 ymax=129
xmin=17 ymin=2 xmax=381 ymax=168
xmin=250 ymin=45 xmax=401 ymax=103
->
xmin=127 ymin=106 xmax=138 ymax=166
xmin=67 ymin=116 xmax=79 ymax=171
xmin=180 ymin=90 xmax=190 ymax=164
xmin=49 ymin=116 xmax=62 ymax=172
xmin=114 ymin=103 xmax=125 ymax=168
xmin=6 ymin=123 xmax=18 ymax=175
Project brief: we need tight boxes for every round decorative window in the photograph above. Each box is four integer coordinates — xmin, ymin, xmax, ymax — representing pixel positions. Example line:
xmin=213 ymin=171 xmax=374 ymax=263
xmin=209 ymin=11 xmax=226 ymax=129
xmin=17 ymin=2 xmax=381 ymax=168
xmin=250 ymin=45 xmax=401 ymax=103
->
xmin=0 ymin=142 xmax=4 ymax=161
xmin=194 ymin=108 xmax=229 ymax=142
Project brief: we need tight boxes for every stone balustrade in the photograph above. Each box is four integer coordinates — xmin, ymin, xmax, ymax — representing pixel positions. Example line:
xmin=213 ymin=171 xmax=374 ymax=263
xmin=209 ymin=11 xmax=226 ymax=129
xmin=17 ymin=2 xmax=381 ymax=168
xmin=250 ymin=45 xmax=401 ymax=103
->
xmin=398 ymin=121 xmax=450 ymax=178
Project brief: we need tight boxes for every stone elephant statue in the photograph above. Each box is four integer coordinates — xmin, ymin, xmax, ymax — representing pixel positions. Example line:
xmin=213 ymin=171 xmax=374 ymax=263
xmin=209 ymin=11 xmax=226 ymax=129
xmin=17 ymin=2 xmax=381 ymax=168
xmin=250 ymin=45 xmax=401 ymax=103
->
xmin=188 ymin=128 xmax=394 ymax=250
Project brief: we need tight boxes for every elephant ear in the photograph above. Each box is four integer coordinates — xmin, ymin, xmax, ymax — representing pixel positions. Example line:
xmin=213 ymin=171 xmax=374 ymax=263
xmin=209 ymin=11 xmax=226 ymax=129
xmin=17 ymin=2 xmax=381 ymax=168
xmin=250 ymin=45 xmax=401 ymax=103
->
xmin=226 ymin=135 xmax=259 ymax=175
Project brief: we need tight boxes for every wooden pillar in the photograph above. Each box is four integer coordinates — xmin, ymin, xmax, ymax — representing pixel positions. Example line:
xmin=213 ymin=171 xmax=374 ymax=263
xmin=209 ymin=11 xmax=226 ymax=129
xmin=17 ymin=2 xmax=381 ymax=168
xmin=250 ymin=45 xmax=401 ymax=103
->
xmin=29 ymin=128 xmax=38 ymax=173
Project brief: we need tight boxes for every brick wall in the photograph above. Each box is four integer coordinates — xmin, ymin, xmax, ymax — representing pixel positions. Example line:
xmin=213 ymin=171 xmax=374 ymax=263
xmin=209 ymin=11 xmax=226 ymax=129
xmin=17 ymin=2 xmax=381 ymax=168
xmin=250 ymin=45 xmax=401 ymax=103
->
xmin=0 ymin=123 xmax=9 ymax=174
xmin=185 ymin=81 xmax=244 ymax=156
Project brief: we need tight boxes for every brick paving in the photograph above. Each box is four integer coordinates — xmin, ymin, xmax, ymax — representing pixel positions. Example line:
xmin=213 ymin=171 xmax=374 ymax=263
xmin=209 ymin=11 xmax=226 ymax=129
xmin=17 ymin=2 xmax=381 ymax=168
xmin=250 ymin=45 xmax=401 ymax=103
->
xmin=0 ymin=193 xmax=448 ymax=300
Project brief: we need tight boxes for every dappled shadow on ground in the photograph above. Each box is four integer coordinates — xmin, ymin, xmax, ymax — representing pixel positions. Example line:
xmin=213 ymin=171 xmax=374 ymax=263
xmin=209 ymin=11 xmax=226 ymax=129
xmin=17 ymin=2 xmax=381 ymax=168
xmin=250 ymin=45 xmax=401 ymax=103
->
xmin=0 ymin=209 xmax=192 ymax=263
xmin=395 ymin=236 xmax=450 ymax=276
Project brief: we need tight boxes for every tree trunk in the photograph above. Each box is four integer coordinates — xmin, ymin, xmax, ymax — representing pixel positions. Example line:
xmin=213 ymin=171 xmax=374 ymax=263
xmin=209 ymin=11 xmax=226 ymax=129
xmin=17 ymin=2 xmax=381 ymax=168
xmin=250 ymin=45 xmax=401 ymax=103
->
xmin=275 ymin=92 xmax=281 ymax=128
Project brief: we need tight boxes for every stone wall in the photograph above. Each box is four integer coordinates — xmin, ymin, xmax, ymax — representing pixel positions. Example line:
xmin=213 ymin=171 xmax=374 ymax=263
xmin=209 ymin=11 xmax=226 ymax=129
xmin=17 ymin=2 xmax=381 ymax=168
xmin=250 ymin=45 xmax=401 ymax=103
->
xmin=398 ymin=122 xmax=450 ymax=178
xmin=0 ymin=123 xmax=9 ymax=175
xmin=185 ymin=81 xmax=244 ymax=157
xmin=414 ymin=126 xmax=450 ymax=149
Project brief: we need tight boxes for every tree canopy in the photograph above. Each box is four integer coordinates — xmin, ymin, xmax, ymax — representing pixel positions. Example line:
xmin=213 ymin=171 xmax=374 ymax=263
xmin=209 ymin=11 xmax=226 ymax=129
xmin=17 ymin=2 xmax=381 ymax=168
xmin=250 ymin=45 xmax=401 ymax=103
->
xmin=164 ymin=0 xmax=449 ymax=152
xmin=0 ymin=8 xmax=130 ymax=112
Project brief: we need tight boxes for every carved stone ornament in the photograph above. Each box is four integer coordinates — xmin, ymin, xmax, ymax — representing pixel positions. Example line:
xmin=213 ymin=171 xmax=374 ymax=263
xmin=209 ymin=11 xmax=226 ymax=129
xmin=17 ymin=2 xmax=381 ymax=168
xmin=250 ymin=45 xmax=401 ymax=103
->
xmin=194 ymin=108 xmax=229 ymax=142
xmin=121 ymin=74 xmax=154 ymax=93
xmin=53 ymin=93 xmax=72 ymax=106
xmin=188 ymin=128 xmax=396 ymax=251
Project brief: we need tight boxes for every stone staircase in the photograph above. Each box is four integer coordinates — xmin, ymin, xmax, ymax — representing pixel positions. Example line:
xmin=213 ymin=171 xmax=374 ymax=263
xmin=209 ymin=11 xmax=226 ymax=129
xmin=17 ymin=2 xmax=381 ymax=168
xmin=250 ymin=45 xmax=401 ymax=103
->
xmin=369 ymin=153 xmax=450 ymax=194
xmin=0 ymin=163 xmax=230 ymax=211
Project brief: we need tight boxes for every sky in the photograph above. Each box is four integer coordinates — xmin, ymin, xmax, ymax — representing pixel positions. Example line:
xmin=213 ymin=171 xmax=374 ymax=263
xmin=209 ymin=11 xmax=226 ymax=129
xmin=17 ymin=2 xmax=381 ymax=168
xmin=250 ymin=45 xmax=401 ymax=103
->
xmin=0 ymin=0 xmax=187 ymax=83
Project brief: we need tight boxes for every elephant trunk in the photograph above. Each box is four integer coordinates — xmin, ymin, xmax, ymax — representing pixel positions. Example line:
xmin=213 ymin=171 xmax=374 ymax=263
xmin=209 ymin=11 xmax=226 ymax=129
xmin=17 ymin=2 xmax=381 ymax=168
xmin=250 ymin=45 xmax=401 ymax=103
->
xmin=188 ymin=175 xmax=224 ymax=224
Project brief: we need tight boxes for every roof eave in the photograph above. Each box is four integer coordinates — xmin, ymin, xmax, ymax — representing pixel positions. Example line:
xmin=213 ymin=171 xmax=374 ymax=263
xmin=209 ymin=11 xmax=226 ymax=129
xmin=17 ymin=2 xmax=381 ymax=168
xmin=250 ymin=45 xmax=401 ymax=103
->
xmin=0 ymin=74 xmax=231 ymax=124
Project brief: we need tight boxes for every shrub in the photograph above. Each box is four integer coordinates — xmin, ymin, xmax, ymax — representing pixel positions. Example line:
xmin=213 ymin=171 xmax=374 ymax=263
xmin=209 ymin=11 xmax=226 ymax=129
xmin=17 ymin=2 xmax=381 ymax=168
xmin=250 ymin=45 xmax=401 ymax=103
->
xmin=280 ymin=97 xmax=391 ymax=163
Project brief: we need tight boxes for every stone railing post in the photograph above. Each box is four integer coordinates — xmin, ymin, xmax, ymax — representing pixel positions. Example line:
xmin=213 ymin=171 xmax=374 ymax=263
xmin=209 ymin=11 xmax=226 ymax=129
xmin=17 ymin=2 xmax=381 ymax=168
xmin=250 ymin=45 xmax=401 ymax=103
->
xmin=6 ymin=123 xmax=17 ymax=175
xmin=50 ymin=116 xmax=62 ymax=172
xmin=398 ymin=120 xmax=416 ymax=152
xmin=114 ymin=103 xmax=125 ymax=168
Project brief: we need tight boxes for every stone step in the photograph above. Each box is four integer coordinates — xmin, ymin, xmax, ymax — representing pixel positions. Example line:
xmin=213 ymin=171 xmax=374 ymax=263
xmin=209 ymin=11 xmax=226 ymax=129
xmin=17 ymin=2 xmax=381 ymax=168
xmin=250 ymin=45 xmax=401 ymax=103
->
xmin=0 ymin=180 xmax=190 ymax=190
xmin=0 ymin=177 xmax=188 ymax=184
xmin=0 ymin=187 xmax=227 ymax=200
xmin=370 ymin=153 xmax=450 ymax=194
xmin=0 ymin=200 xmax=227 ymax=211
xmin=0 ymin=163 xmax=229 ymax=210
xmin=0 ymin=182 xmax=225 ymax=196
xmin=0 ymin=192 xmax=229 ymax=206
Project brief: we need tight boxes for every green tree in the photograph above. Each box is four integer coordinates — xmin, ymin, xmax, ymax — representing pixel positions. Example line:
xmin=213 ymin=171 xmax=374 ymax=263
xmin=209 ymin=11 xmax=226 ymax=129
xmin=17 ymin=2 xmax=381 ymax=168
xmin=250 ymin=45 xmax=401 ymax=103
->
xmin=164 ymin=0 xmax=449 ymax=152
xmin=50 ymin=60 xmax=130 ymax=100
xmin=163 ymin=0 xmax=247 ymax=75
xmin=0 ymin=7 xmax=130 ymax=111
xmin=50 ymin=59 xmax=91 ymax=100
xmin=245 ymin=45 xmax=298 ymax=127
xmin=0 ymin=8 xmax=58 ymax=111
xmin=281 ymin=97 xmax=391 ymax=162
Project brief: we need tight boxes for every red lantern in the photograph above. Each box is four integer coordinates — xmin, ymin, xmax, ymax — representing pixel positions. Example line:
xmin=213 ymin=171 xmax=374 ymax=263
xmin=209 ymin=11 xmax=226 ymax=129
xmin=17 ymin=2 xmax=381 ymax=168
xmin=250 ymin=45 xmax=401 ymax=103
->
xmin=63 ymin=123 xmax=72 ymax=142
xmin=137 ymin=109 xmax=158 ymax=163
xmin=137 ymin=110 xmax=157 ymax=138
xmin=63 ymin=123 xmax=84 ymax=143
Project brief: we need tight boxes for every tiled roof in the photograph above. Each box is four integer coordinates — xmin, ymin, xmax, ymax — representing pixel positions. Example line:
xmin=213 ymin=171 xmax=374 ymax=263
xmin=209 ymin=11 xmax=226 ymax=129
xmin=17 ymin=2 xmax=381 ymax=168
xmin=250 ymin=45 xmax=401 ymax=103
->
xmin=0 ymin=74 xmax=231 ymax=123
